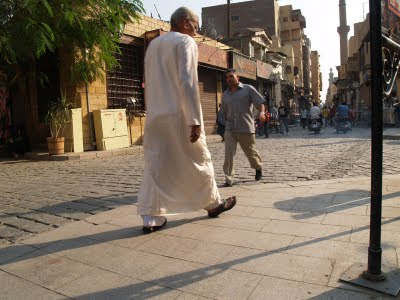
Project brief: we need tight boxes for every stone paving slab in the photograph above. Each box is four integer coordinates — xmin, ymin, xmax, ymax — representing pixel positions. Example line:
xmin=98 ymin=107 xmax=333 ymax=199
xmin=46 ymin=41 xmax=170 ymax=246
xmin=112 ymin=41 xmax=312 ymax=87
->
xmin=0 ymin=176 xmax=400 ymax=299
xmin=248 ymin=275 xmax=378 ymax=300
xmin=0 ymin=270 xmax=67 ymax=300
xmin=56 ymin=268 xmax=184 ymax=299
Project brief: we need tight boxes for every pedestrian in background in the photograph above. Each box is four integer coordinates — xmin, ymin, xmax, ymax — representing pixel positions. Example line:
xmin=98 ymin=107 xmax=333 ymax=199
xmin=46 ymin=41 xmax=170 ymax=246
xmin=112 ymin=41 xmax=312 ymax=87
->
xmin=329 ymin=105 xmax=336 ymax=127
xmin=300 ymin=107 xmax=308 ymax=129
xmin=322 ymin=106 xmax=330 ymax=127
xmin=221 ymin=69 xmax=266 ymax=187
xmin=348 ymin=105 xmax=355 ymax=129
xmin=263 ymin=104 xmax=270 ymax=138
xmin=394 ymin=101 xmax=400 ymax=127
xmin=138 ymin=7 xmax=236 ymax=234
xmin=216 ymin=103 xmax=225 ymax=142
xmin=278 ymin=101 xmax=289 ymax=135
xmin=271 ymin=104 xmax=278 ymax=119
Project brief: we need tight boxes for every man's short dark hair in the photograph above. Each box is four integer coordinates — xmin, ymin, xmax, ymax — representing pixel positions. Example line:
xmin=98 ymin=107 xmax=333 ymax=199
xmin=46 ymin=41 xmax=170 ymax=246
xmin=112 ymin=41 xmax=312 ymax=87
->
xmin=225 ymin=69 xmax=237 ymax=75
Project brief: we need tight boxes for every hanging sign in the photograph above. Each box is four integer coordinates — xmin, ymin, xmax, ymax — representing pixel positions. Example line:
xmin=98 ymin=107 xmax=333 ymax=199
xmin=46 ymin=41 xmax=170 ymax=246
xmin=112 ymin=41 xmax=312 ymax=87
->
xmin=256 ymin=60 xmax=273 ymax=79
xmin=230 ymin=52 xmax=257 ymax=80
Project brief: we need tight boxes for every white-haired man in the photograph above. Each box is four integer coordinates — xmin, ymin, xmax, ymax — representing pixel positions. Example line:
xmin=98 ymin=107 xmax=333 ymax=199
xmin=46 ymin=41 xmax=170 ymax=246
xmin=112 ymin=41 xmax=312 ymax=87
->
xmin=138 ymin=7 xmax=236 ymax=234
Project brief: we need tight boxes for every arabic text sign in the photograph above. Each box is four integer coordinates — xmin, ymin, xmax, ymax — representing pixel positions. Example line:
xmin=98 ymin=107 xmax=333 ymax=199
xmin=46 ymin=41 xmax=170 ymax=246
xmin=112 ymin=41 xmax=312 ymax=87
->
xmin=257 ymin=60 xmax=273 ymax=79
xmin=231 ymin=52 xmax=257 ymax=80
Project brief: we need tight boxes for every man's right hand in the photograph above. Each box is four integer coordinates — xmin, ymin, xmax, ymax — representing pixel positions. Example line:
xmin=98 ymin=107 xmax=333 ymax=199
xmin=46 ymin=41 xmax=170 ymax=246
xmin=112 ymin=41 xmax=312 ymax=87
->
xmin=190 ymin=125 xmax=201 ymax=143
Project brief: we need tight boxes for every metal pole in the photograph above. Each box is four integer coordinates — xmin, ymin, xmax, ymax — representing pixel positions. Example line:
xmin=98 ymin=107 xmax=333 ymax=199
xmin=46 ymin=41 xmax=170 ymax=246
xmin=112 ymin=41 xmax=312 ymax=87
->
xmin=227 ymin=0 xmax=231 ymax=39
xmin=363 ymin=0 xmax=385 ymax=281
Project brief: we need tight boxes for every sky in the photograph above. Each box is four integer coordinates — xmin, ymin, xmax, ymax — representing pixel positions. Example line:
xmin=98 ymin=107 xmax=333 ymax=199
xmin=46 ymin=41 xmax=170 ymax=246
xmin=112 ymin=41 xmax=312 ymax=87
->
xmin=143 ymin=0 xmax=370 ymax=101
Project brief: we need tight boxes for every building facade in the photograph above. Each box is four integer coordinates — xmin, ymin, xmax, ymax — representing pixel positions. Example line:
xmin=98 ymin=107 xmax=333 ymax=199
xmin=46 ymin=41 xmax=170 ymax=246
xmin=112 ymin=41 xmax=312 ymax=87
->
xmin=302 ymin=36 xmax=312 ymax=94
xmin=279 ymin=5 xmax=307 ymax=90
xmin=311 ymin=51 xmax=322 ymax=104
xmin=202 ymin=0 xmax=280 ymax=41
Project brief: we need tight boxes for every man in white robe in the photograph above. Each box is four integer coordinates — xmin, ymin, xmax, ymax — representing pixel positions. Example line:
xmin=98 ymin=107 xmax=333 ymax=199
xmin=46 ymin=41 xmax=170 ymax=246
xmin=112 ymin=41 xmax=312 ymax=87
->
xmin=138 ymin=7 xmax=236 ymax=234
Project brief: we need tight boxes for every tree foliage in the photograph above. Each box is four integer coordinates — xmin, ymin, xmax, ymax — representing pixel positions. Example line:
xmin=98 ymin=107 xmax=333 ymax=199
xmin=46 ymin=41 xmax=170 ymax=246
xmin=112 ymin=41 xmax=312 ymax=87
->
xmin=0 ymin=0 xmax=144 ymax=84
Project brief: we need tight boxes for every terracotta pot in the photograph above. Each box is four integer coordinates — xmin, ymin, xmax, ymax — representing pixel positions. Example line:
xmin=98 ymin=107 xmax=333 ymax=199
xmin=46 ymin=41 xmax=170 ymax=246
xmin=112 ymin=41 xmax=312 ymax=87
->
xmin=47 ymin=137 xmax=65 ymax=155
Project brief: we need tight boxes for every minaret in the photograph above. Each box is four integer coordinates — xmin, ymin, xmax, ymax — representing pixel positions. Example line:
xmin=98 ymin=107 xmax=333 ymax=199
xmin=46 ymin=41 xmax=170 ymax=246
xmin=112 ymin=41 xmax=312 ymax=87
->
xmin=329 ymin=68 xmax=334 ymax=86
xmin=337 ymin=0 xmax=350 ymax=65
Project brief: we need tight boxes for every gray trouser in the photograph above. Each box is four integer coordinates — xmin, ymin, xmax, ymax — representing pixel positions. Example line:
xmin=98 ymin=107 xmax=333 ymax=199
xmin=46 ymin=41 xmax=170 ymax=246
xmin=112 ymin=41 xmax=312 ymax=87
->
xmin=223 ymin=130 xmax=262 ymax=184
xmin=280 ymin=117 xmax=289 ymax=133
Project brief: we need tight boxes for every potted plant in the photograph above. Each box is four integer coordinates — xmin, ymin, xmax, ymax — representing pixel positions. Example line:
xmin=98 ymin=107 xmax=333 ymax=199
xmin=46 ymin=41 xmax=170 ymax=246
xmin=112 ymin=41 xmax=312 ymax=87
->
xmin=45 ymin=95 xmax=74 ymax=155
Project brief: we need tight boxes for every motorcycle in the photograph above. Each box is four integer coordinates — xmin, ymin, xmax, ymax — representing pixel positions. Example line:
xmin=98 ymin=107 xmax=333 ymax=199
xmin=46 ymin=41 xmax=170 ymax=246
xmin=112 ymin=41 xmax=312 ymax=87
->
xmin=336 ymin=118 xmax=351 ymax=134
xmin=308 ymin=118 xmax=322 ymax=134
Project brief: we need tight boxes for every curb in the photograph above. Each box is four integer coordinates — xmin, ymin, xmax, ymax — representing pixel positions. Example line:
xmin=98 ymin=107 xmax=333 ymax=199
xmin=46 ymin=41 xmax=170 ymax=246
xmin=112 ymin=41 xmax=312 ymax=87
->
xmin=25 ymin=146 xmax=143 ymax=161
xmin=383 ymin=135 xmax=400 ymax=140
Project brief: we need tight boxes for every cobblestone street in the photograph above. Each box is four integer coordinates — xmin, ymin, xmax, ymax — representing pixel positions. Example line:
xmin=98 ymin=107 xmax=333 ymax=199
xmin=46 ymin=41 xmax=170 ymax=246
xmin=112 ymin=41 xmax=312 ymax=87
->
xmin=1 ymin=126 xmax=399 ymax=243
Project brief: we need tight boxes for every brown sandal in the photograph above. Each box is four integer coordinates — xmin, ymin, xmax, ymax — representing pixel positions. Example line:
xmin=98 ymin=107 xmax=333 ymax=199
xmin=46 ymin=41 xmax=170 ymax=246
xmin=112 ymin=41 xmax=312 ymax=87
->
xmin=208 ymin=196 xmax=237 ymax=218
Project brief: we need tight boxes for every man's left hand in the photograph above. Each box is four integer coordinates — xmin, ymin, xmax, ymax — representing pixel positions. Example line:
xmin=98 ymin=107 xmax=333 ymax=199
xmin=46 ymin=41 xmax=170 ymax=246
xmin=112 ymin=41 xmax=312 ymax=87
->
xmin=190 ymin=125 xmax=201 ymax=143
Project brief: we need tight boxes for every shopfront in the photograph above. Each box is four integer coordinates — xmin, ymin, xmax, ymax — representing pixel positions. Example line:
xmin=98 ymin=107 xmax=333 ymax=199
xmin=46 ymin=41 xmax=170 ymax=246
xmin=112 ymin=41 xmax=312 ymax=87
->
xmin=198 ymin=43 xmax=228 ymax=134
xmin=256 ymin=60 xmax=274 ymax=108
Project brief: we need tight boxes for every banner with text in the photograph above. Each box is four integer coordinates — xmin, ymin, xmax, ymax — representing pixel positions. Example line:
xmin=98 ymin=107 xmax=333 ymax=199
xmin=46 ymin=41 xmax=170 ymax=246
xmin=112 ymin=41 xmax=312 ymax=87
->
xmin=230 ymin=52 xmax=257 ymax=80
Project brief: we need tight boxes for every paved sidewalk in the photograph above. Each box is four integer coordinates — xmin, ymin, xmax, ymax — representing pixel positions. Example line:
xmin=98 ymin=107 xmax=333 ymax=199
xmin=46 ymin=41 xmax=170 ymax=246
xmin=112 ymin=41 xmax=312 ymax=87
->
xmin=1 ymin=176 xmax=400 ymax=299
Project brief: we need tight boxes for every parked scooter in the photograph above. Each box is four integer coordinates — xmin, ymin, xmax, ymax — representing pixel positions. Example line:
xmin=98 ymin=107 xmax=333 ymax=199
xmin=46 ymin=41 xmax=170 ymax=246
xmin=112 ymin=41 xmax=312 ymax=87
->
xmin=308 ymin=118 xmax=322 ymax=134
xmin=336 ymin=118 xmax=352 ymax=134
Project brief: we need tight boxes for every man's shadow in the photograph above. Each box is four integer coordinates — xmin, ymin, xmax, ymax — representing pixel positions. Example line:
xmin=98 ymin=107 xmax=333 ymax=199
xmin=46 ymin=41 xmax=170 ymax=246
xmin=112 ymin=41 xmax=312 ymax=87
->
xmin=0 ymin=215 xmax=209 ymax=267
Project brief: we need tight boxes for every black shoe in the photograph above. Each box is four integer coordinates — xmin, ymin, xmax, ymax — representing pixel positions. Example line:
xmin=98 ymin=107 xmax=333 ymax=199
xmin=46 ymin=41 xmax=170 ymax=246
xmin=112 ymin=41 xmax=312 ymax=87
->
xmin=255 ymin=169 xmax=262 ymax=181
xmin=142 ymin=218 xmax=167 ymax=234
xmin=222 ymin=182 xmax=233 ymax=187
xmin=208 ymin=196 xmax=237 ymax=218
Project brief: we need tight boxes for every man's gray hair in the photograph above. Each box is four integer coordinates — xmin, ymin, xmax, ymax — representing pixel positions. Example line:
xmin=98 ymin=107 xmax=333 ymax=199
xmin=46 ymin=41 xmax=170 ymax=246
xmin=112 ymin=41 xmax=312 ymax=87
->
xmin=170 ymin=7 xmax=198 ymax=28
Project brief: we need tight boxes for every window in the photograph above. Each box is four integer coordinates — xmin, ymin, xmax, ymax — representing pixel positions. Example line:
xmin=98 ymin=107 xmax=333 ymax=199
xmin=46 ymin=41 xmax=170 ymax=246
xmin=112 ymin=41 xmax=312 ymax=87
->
xmin=231 ymin=15 xmax=240 ymax=22
xmin=207 ymin=17 xmax=215 ymax=25
xmin=107 ymin=43 xmax=145 ymax=113
xmin=286 ymin=65 xmax=292 ymax=75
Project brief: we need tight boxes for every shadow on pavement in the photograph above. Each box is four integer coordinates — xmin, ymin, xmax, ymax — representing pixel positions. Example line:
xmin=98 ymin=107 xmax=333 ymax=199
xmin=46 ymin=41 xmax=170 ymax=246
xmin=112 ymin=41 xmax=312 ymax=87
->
xmin=0 ymin=194 xmax=137 ymax=231
xmin=274 ymin=190 xmax=400 ymax=220
xmin=308 ymin=268 xmax=400 ymax=300
xmin=0 ymin=215 xmax=208 ymax=267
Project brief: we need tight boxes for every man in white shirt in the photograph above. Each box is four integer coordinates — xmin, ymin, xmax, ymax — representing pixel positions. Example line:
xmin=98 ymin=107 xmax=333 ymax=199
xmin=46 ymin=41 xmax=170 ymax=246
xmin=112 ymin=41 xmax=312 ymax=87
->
xmin=138 ymin=7 xmax=236 ymax=234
